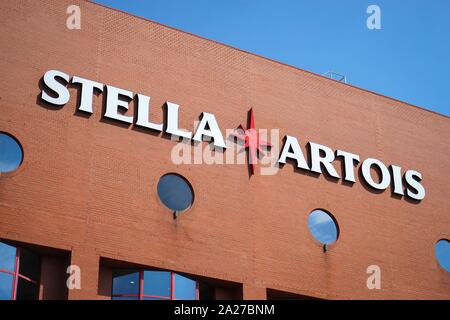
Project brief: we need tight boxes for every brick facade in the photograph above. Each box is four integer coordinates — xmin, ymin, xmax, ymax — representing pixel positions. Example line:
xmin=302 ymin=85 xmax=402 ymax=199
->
xmin=0 ymin=0 xmax=449 ymax=299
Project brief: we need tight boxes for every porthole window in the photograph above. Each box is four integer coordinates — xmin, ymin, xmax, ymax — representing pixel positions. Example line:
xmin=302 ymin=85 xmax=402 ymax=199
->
xmin=157 ymin=173 xmax=194 ymax=212
xmin=435 ymin=239 xmax=450 ymax=272
xmin=0 ymin=133 xmax=23 ymax=173
xmin=307 ymin=209 xmax=339 ymax=245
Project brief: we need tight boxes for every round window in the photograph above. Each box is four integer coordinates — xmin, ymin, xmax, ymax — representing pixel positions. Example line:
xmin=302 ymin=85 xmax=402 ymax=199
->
xmin=307 ymin=209 xmax=339 ymax=245
xmin=0 ymin=132 xmax=23 ymax=173
xmin=435 ymin=239 xmax=450 ymax=272
xmin=157 ymin=173 xmax=194 ymax=212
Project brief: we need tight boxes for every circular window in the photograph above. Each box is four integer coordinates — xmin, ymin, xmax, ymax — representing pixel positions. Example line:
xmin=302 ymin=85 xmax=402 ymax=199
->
xmin=307 ymin=209 xmax=339 ymax=245
xmin=435 ymin=239 xmax=450 ymax=272
xmin=0 ymin=132 xmax=23 ymax=173
xmin=157 ymin=173 xmax=194 ymax=212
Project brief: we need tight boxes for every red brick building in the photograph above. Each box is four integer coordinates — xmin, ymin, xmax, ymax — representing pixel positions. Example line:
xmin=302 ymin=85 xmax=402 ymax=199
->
xmin=0 ymin=0 xmax=449 ymax=300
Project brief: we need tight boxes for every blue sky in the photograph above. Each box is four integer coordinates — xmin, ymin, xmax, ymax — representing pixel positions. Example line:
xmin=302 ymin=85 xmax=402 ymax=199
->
xmin=93 ymin=0 xmax=450 ymax=117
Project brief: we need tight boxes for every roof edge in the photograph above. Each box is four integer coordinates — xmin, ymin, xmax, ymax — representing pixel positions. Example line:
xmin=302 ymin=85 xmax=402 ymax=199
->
xmin=88 ymin=0 xmax=449 ymax=120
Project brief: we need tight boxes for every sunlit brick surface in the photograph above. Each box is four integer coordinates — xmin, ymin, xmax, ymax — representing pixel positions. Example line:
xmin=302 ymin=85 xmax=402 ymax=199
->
xmin=0 ymin=0 xmax=449 ymax=299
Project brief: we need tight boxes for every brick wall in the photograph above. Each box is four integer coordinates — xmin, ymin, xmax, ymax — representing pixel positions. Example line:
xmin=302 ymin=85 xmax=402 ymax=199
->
xmin=0 ymin=0 xmax=449 ymax=299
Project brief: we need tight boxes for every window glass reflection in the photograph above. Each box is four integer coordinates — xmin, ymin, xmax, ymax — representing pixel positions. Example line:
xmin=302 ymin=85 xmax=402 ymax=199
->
xmin=0 ymin=241 xmax=54 ymax=300
xmin=0 ymin=133 xmax=23 ymax=173
xmin=112 ymin=296 xmax=139 ymax=300
xmin=0 ymin=272 xmax=13 ymax=300
xmin=307 ymin=209 xmax=339 ymax=245
xmin=110 ymin=268 xmax=198 ymax=300
xmin=157 ymin=174 xmax=194 ymax=212
xmin=174 ymin=274 xmax=196 ymax=300
xmin=143 ymin=271 xmax=171 ymax=297
xmin=0 ymin=242 xmax=16 ymax=271
xmin=143 ymin=297 xmax=166 ymax=300
xmin=112 ymin=270 xmax=139 ymax=295
xmin=435 ymin=239 xmax=450 ymax=272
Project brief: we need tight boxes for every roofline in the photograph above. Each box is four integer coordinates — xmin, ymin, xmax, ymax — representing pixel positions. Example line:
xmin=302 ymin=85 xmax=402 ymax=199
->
xmin=88 ymin=0 xmax=449 ymax=120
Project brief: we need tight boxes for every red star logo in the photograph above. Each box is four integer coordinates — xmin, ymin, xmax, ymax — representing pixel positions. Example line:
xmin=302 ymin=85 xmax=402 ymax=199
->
xmin=232 ymin=108 xmax=271 ymax=176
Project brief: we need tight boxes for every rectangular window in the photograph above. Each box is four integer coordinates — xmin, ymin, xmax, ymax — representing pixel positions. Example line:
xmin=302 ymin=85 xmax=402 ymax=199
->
xmin=100 ymin=257 xmax=243 ymax=301
xmin=109 ymin=266 xmax=197 ymax=300
xmin=0 ymin=272 xmax=13 ymax=300
xmin=0 ymin=242 xmax=16 ymax=272
xmin=16 ymin=278 xmax=39 ymax=300
xmin=0 ymin=240 xmax=70 ymax=300
xmin=174 ymin=273 xmax=197 ymax=300
xmin=143 ymin=271 xmax=171 ymax=298
xmin=112 ymin=269 xmax=139 ymax=296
